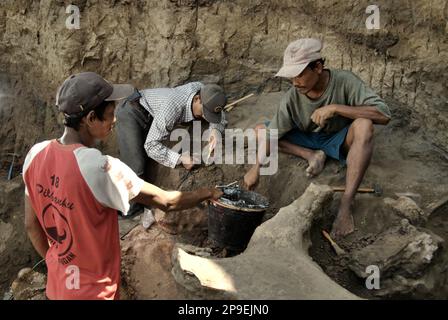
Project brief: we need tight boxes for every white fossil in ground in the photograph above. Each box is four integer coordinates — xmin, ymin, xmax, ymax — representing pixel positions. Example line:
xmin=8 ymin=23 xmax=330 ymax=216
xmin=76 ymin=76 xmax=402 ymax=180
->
xmin=384 ymin=196 xmax=427 ymax=224
xmin=171 ymin=183 xmax=360 ymax=300
xmin=349 ymin=219 xmax=443 ymax=297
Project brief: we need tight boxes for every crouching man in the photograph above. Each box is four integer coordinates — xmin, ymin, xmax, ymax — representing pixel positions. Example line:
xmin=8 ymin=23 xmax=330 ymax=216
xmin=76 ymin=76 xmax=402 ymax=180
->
xmin=115 ymin=81 xmax=227 ymax=217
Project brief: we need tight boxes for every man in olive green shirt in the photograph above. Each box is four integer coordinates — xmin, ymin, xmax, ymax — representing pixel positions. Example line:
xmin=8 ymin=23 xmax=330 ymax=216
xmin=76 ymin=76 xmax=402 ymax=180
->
xmin=243 ymin=38 xmax=391 ymax=238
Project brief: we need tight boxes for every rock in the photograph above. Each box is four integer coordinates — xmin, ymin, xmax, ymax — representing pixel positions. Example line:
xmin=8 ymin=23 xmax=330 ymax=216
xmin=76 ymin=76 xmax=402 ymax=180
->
xmin=349 ymin=221 xmax=444 ymax=296
xmin=154 ymin=206 xmax=208 ymax=235
xmin=0 ymin=179 xmax=24 ymax=220
xmin=172 ymin=183 xmax=360 ymax=299
xmin=10 ymin=269 xmax=46 ymax=300
xmin=177 ymin=243 xmax=213 ymax=258
xmin=378 ymin=275 xmax=428 ymax=297
xmin=0 ymin=221 xmax=13 ymax=255
xmin=3 ymin=291 xmax=13 ymax=300
xmin=399 ymin=218 xmax=413 ymax=234
xmin=0 ymin=179 xmax=40 ymax=296
xmin=120 ymin=225 xmax=189 ymax=299
xmin=384 ymin=196 xmax=427 ymax=224
xmin=17 ymin=267 xmax=32 ymax=281
xmin=425 ymin=195 xmax=448 ymax=218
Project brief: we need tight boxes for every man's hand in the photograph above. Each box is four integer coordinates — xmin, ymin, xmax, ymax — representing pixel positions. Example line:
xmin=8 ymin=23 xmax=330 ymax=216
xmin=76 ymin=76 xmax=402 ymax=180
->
xmin=179 ymin=154 xmax=200 ymax=170
xmin=209 ymin=188 xmax=223 ymax=200
xmin=310 ymin=105 xmax=337 ymax=128
xmin=135 ymin=184 xmax=223 ymax=212
xmin=243 ymin=165 xmax=260 ymax=190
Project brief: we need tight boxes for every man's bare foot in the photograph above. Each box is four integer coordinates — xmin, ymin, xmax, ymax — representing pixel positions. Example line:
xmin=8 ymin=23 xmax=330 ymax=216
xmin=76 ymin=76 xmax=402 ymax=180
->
xmin=331 ymin=199 xmax=355 ymax=239
xmin=305 ymin=150 xmax=326 ymax=177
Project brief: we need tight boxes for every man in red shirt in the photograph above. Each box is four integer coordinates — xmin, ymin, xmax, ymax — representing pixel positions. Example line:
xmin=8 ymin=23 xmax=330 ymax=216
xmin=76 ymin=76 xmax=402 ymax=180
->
xmin=23 ymin=72 xmax=222 ymax=300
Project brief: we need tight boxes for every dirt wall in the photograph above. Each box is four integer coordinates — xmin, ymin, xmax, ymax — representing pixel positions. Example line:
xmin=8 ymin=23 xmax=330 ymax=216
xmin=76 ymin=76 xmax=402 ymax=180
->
xmin=0 ymin=0 xmax=447 ymax=157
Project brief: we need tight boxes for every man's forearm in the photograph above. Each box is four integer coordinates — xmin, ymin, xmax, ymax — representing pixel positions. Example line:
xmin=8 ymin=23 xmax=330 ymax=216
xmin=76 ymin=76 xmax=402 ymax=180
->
xmin=134 ymin=183 xmax=214 ymax=212
xmin=165 ymin=188 xmax=213 ymax=211
xmin=27 ymin=226 xmax=49 ymax=259
xmin=145 ymin=140 xmax=181 ymax=168
xmin=334 ymin=105 xmax=390 ymax=125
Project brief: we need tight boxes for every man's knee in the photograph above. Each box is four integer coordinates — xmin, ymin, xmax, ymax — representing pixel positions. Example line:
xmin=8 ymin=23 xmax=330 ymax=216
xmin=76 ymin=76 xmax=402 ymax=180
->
xmin=253 ymin=123 xmax=267 ymax=142
xmin=254 ymin=123 xmax=266 ymax=132
xmin=352 ymin=118 xmax=374 ymax=142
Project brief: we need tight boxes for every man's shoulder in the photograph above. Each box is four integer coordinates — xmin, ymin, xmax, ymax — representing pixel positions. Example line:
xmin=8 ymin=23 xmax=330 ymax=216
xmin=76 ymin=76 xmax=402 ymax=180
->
xmin=185 ymin=81 xmax=204 ymax=86
xmin=73 ymin=146 xmax=102 ymax=158
xmin=73 ymin=147 xmax=108 ymax=171
xmin=331 ymin=69 xmax=364 ymax=84
xmin=73 ymin=147 xmax=120 ymax=163
xmin=74 ymin=147 xmax=131 ymax=182
xmin=29 ymin=140 xmax=53 ymax=153
xmin=30 ymin=140 xmax=53 ymax=152
xmin=23 ymin=140 xmax=53 ymax=170
xmin=175 ymin=81 xmax=203 ymax=91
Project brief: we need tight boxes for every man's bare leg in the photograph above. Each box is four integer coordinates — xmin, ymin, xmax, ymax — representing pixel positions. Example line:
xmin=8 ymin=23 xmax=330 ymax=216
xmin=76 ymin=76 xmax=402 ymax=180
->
xmin=331 ymin=118 xmax=374 ymax=238
xmin=278 ymin=140 xmax=326 ymax=177
xmin=244 ymin=123 xmax=325 ymax=190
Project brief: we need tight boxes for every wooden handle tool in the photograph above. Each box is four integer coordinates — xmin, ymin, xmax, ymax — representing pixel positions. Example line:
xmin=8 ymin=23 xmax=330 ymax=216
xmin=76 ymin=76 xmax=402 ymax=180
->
xmin=224 ymin=93 xmax=255 ymax=112
xmin=322 ymin=230 xmax=346 ymax=256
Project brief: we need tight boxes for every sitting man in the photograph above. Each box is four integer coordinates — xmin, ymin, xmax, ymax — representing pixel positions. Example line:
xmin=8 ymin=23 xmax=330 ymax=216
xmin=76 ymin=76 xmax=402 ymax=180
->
xmin=115 ymin=82 xmax=227 ymax=217
xmin=243 ymin=38 xmax=391 ymax=238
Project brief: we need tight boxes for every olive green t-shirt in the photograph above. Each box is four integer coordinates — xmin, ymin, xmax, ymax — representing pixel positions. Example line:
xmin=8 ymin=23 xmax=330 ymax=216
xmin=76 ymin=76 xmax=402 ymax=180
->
xmin=268 ymin=69 xmax=391 ymax=137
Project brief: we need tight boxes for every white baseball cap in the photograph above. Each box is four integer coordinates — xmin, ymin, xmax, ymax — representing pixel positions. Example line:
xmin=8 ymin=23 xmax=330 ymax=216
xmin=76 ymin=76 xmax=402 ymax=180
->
xmin=275 ymin=38 xmax=323 ymax=78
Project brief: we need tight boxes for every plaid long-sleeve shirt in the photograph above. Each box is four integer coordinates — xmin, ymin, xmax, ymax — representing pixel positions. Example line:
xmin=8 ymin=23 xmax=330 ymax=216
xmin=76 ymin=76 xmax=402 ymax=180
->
xmin=139 ymin=82 xmax=227 ymax=168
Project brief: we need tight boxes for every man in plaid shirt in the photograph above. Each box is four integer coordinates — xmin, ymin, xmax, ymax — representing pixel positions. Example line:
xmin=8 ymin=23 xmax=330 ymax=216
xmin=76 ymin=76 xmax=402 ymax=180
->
xmin=115 ymin=82 xmax=227 ymax=216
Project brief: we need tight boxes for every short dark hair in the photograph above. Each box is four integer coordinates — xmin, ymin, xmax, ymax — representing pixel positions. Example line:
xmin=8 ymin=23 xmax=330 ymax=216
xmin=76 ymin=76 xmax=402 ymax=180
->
xmin=63 ymin=100 xmax=111 ymax=130
xmin=308 ymin=58 xmax=326 ymax=70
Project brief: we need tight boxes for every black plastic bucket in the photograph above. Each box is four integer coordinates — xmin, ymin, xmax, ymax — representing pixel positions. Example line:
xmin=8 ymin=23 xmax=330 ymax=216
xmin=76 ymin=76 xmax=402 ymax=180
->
xmin=208 ymin=189 xmax=268 ymax=252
